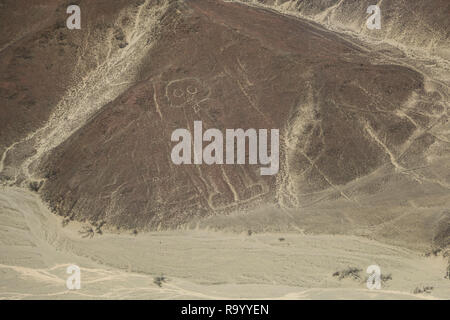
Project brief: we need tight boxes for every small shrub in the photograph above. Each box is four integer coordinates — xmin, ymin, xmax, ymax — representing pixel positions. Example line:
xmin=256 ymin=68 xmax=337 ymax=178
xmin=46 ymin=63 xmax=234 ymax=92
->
xmin=413 ymin=286 xmax=433 ymax=294
xmin=62 ymin=217 xmax=70 ymax=227
xmin=425 ymin=247 xmax=442 ymax=257
xmin=333 ymin=267 xmax=362 ymax=280
xmin=94 ymin=220 xmax=106 ymax=235
xmin=79 ymin=226 xmax=94 ymax=238
xmin=381 ymin=273 xmax=392 ymax=282
xmin=154 ymin=275 xmax=166 ymax=287
xmin=29 ymin=180 xmax=43 ymax=192
xmin=446 ymin=261 xmax=450 ymax=279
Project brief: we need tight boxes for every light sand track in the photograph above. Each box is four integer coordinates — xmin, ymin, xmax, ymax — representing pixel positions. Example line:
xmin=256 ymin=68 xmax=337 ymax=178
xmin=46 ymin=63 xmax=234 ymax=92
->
xmin=1 ymin=187 xmax=449 ymax=299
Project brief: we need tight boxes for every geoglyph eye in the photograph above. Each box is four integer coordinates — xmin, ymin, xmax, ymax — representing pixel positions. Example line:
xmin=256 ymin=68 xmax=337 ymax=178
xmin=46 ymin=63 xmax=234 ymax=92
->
xmin=173 ymin=88 xmax=184 ymax=98
xmin=187 ymin=86 xmax=198 ymax=95
xmin=166 ymin=78 xmax=210 ymax=108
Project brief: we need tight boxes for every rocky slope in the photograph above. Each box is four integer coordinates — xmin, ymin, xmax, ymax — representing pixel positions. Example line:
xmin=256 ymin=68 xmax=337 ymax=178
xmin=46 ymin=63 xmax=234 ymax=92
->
xmin=230 ymin=0 xmax=450 ymax=61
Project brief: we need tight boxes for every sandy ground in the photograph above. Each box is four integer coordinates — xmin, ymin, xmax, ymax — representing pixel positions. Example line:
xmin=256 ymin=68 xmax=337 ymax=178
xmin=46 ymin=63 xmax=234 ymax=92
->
xmin=0 ymin=186 xmax=449 ymax=299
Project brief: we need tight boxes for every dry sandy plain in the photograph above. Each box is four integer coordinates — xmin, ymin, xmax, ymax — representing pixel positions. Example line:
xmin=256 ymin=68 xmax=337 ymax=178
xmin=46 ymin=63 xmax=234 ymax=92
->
xmin=1 ymin=187 xmax=449 ymax=299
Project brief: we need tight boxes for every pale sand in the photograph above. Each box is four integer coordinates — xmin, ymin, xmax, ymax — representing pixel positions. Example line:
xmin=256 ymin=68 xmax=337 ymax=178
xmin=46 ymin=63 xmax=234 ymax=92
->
xmin=1 ymin=187 xmax=448 ymax=299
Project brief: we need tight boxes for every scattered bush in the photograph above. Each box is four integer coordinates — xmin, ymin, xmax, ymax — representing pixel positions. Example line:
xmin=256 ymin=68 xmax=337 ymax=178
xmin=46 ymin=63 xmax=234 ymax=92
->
xmin=413 ymin=286 xmax=433 ymax=294
xmin=29 ymin=180 xmax=43 ymax=192
xmin=62 ymin=217 xmax=70 ymax=227
xmin=333 ymin=267 xmax=362 ymax=280
xmin=154 ymin=275 xmax=166 ymax=287
xmin=79 ymin=226 xmax=95 ymax=238
xmin=94 ymin=220 xmax=106 ymax=235
xmin=381 ymin=273 xmax=392 ymax=282
xmin=425 ymin=247 xmax=442 ymax=257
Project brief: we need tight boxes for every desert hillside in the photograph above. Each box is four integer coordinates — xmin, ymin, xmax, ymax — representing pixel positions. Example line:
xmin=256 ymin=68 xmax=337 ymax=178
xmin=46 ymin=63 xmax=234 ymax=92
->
xmin=0 ymin=0 xmax=448 ymax=250
xmin=231 ymin=0 xmax=450 ymax=61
